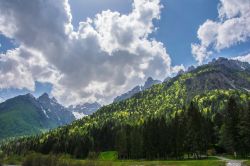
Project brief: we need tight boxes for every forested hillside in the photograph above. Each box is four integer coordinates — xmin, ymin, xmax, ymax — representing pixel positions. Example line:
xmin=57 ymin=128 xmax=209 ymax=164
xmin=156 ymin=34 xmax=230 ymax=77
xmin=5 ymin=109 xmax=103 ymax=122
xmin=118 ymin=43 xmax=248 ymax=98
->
xmin=0 ymin=93 xmax=75 ymax=140
xmin=2 ymin=58 xmax=250 ymax=159
xmin=0 ymin=93 xmax=102 ymax=140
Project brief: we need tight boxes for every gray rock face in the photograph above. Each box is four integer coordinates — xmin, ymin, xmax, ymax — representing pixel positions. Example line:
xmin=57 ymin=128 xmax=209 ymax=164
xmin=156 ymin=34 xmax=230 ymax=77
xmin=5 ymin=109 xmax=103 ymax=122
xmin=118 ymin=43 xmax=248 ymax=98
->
xmin=183 ymin=58 xmax=250 ymax=100
xmin=210 ymin=57 xmax=250 ymax=71
xmin=38 ymin=93 xmax=75 ymax=126
xmin=177 ymin=69 xmax=185 ymax=76
xmin=187 ymin=65 xmax=195 ymax=72
xmin=0 ymin=93 xmax=75 ymax=139
xmin=143 ymin=77 xmax=161 ymax=90
xmin=163 ymin=77 xmax=171 ymax=82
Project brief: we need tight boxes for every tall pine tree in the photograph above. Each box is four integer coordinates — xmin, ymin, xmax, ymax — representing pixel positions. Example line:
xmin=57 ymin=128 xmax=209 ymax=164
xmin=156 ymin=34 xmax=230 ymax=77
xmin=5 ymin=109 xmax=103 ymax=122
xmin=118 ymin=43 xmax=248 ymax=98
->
xmin=220 ymin=97 xmax=240 ymax=156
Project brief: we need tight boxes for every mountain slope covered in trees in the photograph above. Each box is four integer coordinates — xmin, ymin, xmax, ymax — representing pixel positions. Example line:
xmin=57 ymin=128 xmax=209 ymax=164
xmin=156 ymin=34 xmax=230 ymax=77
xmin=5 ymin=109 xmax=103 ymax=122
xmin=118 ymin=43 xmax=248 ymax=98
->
xmin=2 ymin=58 xmax=250 ymax=159
xmin=0 ymin=93 xmax=75 ymax=140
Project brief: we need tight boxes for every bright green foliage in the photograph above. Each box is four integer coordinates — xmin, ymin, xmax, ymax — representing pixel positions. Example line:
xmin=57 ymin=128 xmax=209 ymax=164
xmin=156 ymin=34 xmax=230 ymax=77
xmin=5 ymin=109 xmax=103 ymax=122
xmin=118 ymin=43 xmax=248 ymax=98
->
xmin=20 ymin=153 xmax=225 ymax=166
xmin=244 ymin=161 xmax=250 ymax=166
xmin=1 ymin=59 xmax=250 ymax=159
xmin=0 ymin=97 xmax=51 ymax=140
xmin=98 ymin=151 xmax=118 ymax=160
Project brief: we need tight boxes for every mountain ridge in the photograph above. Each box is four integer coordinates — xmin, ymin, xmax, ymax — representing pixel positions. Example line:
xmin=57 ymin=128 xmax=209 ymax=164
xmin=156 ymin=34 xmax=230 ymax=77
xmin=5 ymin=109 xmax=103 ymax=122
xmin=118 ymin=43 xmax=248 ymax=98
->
xmin=113 ymin=77 xmax=161 ymax=102
xmin=0 ymin=58 xmax=250 ymax=142
xmin=3 ymin=58 xmax=250 ymax=158
xmin=0 ymin=93 xmax=101 ymax=140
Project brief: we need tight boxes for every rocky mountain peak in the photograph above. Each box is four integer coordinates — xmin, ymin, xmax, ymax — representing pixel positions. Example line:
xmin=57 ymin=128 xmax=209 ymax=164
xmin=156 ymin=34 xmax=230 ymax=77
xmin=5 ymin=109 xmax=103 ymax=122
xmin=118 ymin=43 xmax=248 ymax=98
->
xmin=114 ymin=77 xmax=161 ymax=102
xmin=24 ymin=93 xmax=35 ymax=99
xmin=177 ymin=69 xmax=185 ymax=76
xmin=164 ymin=77 xmax=171 ymax=82
xmin=187 ymin=65 xmax=195 ymax=72
xmin=143 ymin=77 xmax=161 ymax=90
xmin=38 ymin=93 xmax=50 ymax=101
xmin=209 ymin=57 xmax=250 ymax=71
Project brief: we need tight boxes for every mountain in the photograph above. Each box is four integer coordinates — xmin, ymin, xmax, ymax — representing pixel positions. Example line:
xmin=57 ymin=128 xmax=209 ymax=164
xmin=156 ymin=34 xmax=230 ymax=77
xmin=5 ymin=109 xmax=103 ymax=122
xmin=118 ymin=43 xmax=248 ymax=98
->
xmin=3 ymin=58 xmax=250 ymax=158
xmin=68 ymin=102 xmax=101 ymax=119
xmin=0 ymin=93 xmax=74 ymax=140
xmin=0 ymin=94 xmax=48 ymax=140
xmin=37 ymin=93 xmax=75 ymax=125
xmin=114 ymin=77 xmax=161 ymax=102
xmin=183 ymin=57 xmax=250 ymax=97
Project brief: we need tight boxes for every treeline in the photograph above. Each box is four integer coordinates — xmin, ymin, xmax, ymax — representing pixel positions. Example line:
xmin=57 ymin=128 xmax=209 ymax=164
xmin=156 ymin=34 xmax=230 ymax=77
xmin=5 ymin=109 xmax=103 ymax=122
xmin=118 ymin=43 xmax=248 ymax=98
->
xmin=2 ymin=96 xmax=250 ymax=159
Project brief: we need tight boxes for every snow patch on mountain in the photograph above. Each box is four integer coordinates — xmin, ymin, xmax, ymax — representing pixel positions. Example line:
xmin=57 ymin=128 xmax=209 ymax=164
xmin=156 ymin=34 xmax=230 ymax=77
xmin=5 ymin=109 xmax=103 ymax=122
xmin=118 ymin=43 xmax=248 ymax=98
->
xmin=68 ymin=102 xmax=101 ymax=119
xmin=72 ymin=111 xmax=87 ymax=120
xmin=114 ymin=77 xmax=161 ymax=102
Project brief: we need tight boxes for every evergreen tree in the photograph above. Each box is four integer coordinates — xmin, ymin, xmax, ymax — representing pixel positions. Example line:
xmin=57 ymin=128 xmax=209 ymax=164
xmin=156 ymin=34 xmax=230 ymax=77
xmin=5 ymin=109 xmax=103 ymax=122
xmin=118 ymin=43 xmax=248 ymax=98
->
xmin=238 ymin=102 xmax=250 ymax=157
xmin=185 ymin=102 xmax=206 ymax=159
xmin=115 ymin=126 xmax=129 ymax=159
xmin=220 ymin=97 xmax=240 ymax=155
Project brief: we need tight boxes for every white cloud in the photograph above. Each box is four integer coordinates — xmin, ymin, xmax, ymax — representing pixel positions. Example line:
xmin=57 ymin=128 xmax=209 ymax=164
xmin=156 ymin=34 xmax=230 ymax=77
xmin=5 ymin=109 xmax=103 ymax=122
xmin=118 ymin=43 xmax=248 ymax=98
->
xmin=191 ymin=43 xmax=212 ymax=65
xmin=192 ymin=0 xmax=250 ymax=64
xmin=0 ymin=97 xmax=4 ymax=103
xmin=232 ymin=53 xmax=250 ymax=63
xmin=0 ymin=47 xmax=58 ymax=90
xmin=171 ymin=64 xmax=185 ymax=75
xmin=0 ymin=0 xmax=178 ymax=105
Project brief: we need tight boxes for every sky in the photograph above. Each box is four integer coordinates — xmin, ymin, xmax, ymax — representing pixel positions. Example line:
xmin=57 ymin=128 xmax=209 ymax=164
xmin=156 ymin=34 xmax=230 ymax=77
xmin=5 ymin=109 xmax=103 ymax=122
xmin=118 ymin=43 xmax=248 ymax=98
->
xmin=0 ymin=0 xmax=249 ymax=105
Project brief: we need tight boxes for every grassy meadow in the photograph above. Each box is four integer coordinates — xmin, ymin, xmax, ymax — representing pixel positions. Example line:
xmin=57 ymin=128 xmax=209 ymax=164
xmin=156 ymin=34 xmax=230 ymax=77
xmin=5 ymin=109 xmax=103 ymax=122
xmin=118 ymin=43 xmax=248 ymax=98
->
xmin=244 ymin=161 xmax=250 ymax=166
xmin=0 ymin=151 xmax=226 ymax=166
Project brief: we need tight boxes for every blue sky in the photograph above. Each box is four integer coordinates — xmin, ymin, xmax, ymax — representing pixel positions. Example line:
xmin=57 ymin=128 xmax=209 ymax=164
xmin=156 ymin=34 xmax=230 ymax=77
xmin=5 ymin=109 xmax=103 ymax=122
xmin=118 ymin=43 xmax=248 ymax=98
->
xmin=69 ymin=0 xmax=217 ymax=66
xmin=153 ymin=0 xmax=219 ymax=66
xmin=0 ymin=0 xmax=249 ymax=104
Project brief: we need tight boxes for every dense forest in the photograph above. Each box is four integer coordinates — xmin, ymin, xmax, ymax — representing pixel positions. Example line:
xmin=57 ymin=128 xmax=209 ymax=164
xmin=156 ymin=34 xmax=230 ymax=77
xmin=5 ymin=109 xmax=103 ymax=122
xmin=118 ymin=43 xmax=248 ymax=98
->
xmin=2 ymin=95 xmax=250 ymax=160
xmin=1 ymin=58 xmax=250 ymax=160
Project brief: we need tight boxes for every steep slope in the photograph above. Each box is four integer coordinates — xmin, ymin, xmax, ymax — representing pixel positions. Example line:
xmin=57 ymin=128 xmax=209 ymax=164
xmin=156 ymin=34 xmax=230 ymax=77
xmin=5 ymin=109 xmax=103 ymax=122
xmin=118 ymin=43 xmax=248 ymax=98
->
xmin=0 ymin=93 xmax=75 ymax=140
xmin=184 ymin=57 xmax=250 ymax=98
xmin=38 ymin=93 xmax=75 ymax=125
xmin=0 ymin=94 xmax=50 ymax=140
xmin=114 ymin=77 xmax=161 ymax=102
xmin=2 ymin=58 xmax=250 ymax=157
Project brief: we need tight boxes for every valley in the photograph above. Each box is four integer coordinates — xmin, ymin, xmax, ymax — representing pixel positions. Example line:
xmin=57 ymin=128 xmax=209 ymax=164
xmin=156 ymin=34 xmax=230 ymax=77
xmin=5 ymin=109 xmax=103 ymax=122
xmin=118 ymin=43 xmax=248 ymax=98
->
xmin=0 ymin=58 xmax=250 ymax=166
xmin=0 ymin=0 xmax=249 ymax=165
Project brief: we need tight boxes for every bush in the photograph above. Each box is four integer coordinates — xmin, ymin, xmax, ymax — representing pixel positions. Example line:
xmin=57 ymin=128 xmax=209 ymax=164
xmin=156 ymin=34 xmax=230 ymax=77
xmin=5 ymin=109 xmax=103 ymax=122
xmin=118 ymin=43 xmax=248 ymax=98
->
xmin=3 ymin=155 xmax=22 ymax=165
xmin=22 ymin=153 xmax=58 ymax=166
xmin=87 ymin=152 xmax=99 ymax=160
xmin=21 ymin=153 xmax=115 ymax=166
xmin=0 ymin=151 xmax=4 ymax=160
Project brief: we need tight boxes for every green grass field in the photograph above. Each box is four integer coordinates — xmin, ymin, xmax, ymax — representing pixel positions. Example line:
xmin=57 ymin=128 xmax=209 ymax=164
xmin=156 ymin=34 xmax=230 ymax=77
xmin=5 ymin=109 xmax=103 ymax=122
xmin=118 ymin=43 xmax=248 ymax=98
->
xmin=98 ymin=151 xmax=118 ymax=160
xmin=1 ymin=158 xmax=226 ymax=166
xmin=244 ymin=161 xmax=250 ymax=166
xmin=1 ymin=152 xmax=226 ymax=166
xmin=93 ymin=151 xmax=225 ymax=166
xmin=73 ymin=160 xmax=225 ymax=166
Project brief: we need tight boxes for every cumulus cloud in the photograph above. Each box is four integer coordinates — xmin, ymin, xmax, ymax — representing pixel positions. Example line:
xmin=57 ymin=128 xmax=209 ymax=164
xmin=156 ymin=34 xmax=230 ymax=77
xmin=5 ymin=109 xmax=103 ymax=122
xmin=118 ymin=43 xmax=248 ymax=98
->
xmin=0 ymin=47 xmax=59 ymax=90
xmin=171 ymin=64 xmax=185 ymax=75
xmin=0 ymin=0 xmax=177 ymax=105
xmin=232 ymin=53 xmax=250 ymax=63
xmin=192 ymin=0 xmax=250 ymax=64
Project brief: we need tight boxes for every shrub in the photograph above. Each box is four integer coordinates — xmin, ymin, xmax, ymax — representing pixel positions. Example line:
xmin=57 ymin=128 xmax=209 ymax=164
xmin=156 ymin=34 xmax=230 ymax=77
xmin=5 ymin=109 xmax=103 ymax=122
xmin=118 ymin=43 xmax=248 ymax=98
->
xmin=3 ymin=155 xmax=22 ymax=165
xmin=87 ymin=152 xmax=99 ymax=160
xmin=22 ymin=153 xmax=58 ymax=166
